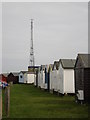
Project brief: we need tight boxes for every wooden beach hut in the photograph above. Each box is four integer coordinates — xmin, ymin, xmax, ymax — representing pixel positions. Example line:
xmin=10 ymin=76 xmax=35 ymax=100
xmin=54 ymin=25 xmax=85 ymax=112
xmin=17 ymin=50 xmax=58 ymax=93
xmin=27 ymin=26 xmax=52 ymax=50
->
xmin=48 ymin=64 xmax=53 ymax=91
xmin=75 ymin=54 xmax=90 ymax=103
xmin=52 ymin=61 xmax=59 ymax=92
xmin=58 ymin=59 xmax=75 ymax=94
xmin=24 ymin=71 xmax=35 ymax=84
xmin=19 ymin=71 xmax=27 ymax=83
xmin=7 ymin=72 xmax=19 ymax=84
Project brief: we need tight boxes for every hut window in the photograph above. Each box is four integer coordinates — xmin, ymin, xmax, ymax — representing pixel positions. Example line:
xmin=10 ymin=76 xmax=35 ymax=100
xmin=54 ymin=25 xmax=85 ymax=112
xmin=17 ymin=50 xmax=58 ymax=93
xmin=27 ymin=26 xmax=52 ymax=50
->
xmin=20 ymin=75 xmax=22 ymax=78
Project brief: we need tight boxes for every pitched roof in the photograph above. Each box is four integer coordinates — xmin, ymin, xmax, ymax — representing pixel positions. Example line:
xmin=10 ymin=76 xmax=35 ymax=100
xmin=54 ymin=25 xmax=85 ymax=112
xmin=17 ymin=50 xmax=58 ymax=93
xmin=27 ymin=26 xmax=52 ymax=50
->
xmin=40 ymin=65 xmax=46 ymax=70
xmin=60 ymin=59 xmax=76 ymax=69
xmin=49 ymin=64 xmax=53 ymax=69
xmin=48 ymin=64 xmax=53 ymax=72
xmin=28 ymin=66 xmax=40 ymax=68
xmin=53 ymin=61 xmax=59 ymax=70
xmin=77 ymin=54 xmax=90 ymax=68
xmin=12 ymin=72 xmax=19 ymax=76
xmin=2 ymin=73 xmax=9 ymax=77
xmin=19 ymin=71 xmax=28 ymax=74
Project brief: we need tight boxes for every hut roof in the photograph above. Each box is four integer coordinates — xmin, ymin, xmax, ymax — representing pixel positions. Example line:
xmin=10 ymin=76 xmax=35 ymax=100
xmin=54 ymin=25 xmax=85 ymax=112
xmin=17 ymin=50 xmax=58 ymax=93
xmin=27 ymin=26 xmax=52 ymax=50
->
xmin=53 ymin=61 xmax=59 ymax=70
xmin=77 ymin=54 xmax=90 ymax=68
xmin=48 ymin=64 xmax=53 ymax=72
xmin=2 ymin=73 xmax=9 ymax=77
xmin=40 ymin=65 xmax=46 ymax=71
xmin=60 ymin=59 xmax=76 ymax=69
xmin=49 ymin=64 xmax=53 ymax=69
xmin=19 ymin=71 xmax=28 ymax=74
xmin=12 ymin=72 xmax=19 ymax=76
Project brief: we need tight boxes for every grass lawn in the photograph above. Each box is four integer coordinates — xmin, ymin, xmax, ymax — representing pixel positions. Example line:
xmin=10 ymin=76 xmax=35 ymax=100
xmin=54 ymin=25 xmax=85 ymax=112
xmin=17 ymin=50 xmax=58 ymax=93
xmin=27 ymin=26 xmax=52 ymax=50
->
xmin=2 ymin=84 xmax=88 ymax=119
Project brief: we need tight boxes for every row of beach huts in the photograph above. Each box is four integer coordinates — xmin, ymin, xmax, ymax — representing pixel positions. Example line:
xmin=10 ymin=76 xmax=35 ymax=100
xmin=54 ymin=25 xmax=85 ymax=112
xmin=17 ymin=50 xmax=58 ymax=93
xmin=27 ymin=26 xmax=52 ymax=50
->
xmin=0 ymin=71 xmax=35 ymax=84
xmin=34 ymin=54 xmax=90 ymax=104
xmin=0 ymin=53 xmax=90 ymax=103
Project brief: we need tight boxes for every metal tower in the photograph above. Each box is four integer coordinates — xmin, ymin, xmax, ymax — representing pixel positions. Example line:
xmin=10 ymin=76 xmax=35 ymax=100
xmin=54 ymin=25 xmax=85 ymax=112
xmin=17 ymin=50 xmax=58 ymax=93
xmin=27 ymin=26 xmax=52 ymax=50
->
xmin=29 ymin=19 xmax=35 ymax=66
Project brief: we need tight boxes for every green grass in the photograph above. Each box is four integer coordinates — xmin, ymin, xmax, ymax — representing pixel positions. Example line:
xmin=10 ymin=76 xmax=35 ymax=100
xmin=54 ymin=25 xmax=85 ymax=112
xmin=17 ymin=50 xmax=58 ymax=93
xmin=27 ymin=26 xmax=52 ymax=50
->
xmin=2 ymin=84 xmax=88 ymax=118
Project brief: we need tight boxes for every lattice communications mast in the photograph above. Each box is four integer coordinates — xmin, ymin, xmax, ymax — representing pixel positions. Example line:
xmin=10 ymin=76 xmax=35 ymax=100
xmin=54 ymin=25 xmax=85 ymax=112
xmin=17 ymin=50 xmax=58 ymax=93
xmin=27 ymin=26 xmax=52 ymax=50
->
xmin=29 ymin=19 xmax=35 ymax=66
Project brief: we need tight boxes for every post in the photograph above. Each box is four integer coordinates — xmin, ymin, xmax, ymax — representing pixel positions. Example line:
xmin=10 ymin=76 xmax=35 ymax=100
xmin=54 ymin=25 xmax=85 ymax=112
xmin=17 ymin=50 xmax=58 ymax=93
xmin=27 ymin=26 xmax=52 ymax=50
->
xmin=0 ymin=86 xmax=2 ymax=120
xmin=5 ymin=85 xmax=10 ymax=117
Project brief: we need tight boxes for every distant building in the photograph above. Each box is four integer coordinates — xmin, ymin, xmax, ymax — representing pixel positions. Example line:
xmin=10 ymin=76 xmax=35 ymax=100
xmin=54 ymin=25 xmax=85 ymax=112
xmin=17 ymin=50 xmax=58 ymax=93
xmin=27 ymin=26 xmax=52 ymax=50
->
xmin=75 ymin=54 xmax=90 ymax=103
xmin=28 ymin=66 xmax=39 ymax=73
xmin=19 ymin=71 xmax=27 ymax=83
xmin=24 ymin=71 xmax=36 ymax=84
xmin=7 ymin=72 xmax=19 ymax=84
xmin=0 ymin=74 xmax=7 ymax=83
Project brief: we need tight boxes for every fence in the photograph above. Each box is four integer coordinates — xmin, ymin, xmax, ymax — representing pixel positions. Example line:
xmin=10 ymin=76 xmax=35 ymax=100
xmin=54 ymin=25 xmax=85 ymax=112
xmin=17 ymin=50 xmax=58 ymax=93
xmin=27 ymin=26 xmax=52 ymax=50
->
xmin=5 ymin=85 xmax=10 ymax=117
xmin=0 ymin=85 xmax=10 ymax=119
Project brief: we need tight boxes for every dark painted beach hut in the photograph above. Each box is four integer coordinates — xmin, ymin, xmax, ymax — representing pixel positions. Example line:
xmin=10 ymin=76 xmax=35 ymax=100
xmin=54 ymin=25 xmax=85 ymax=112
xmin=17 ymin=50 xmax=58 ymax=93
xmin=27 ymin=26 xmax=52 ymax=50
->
xmin=75 ymin=54 xmax=90 ymax=103
xmin=7 ymin=72 xmax=19 ymax=84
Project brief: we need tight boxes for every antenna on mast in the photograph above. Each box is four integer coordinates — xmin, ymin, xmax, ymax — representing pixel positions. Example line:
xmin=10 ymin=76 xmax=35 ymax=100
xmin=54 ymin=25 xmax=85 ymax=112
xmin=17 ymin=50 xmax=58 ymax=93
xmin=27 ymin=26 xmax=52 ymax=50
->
xmin=28 ymin=19 xmax=39 ymax=73
xmin=29 ymin=19 xmax=35 ymax=67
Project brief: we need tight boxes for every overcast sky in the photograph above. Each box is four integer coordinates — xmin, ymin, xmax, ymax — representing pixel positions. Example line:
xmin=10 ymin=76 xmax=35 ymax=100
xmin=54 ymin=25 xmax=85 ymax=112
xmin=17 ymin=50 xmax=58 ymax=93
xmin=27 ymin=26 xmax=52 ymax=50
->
xmin=1 ymin=2 xmax=88 ymax=73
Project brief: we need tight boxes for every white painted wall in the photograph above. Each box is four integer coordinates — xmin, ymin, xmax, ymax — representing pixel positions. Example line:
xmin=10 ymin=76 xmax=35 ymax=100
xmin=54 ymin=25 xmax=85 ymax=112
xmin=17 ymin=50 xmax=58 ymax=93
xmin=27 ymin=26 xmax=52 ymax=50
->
xmin=53 ymin=70 xmax=58 ymax=92
xmin=64 ymin=69 xmax=75 ymax=93
xmin=19 ymin=72 xmax=24 ymax=83
xmin=58 ymin=63 xmax=64 ymax=94
xmin=34 ymin=74 xmax=36 ymax=86
xmin=38 ymin=71 xmax=41 ymax=87
xmin=24 ymin=73 xmax=27 ymax=83
xmin=27 ymin=74 xmax=34 ymax=84
xmin=43 ymin=71 xmax=46 ymax=89
xmin=50 ymin=71 xmax=53 ymax=90
xmin=40 ymin=70 xmax=47 ymax=89
xmin=24 ymin=73 xmax=35 ymax=84
xmin=57 ymin=70 xmax=60 ymax=91
xmin=40 ymin=71 xmax=44 ymax=88
xmin=50 ymin=71 xmax=55 ymax=90
xmin=58 ymin=63 xmax=75 ymax=94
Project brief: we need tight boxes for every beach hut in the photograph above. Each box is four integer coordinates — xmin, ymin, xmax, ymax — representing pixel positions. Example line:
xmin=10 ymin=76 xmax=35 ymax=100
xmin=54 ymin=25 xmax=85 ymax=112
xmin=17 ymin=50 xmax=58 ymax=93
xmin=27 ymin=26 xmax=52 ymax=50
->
xmin=7 ymin=72 xmax=19 ymax=84
xmin=37 ymin=66 xmax=41 ymax=88
xmin=12 ymin=72 xmax=19 ymax=83
xmin=19 ymin=71 xmax=27 ymax=83
xmin=44 ymin=65 xmax=49 ymax=90
xmin=7 ymin=72 xmax=12 ymax=83
xmin=48 ymin=64 xmax=53 ymax=91
xmin=35 ymin=66 xmax=41 ymax=87
xmin=52 ymin=61 xmax=59 ymax=92
xmin=40 ymin=65 xmax=45 ymax=89
xmin=75 ymin=54 xmax=90 ymax=103
xmin=24 ymin=72 xmax=35 ymax=84
xmin=0 ymin=74 xmax=7 ymax=83
xmin=34 ymin=69 xmax=38 ymax=86
xmin=58 ymin=59 xmax=75 ymax=94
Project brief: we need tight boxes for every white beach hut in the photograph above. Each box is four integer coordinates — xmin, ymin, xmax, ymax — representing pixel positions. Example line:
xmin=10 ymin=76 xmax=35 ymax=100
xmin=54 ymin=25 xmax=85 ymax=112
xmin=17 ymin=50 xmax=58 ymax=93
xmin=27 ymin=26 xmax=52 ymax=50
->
xmin=52 ymin=61 xmax=59 ymax=92
xmin=24 ymin=72 xmax=35 ymax=84
xmin=19 ymin=71 xmax=27 ymax=83
xmin=58 ymin=59 xmax=75 ymax=94
xmin=40 ymin=65 xmax=46 ymax=89
xmin=37 ymin=66 xmax=41 ymax=88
